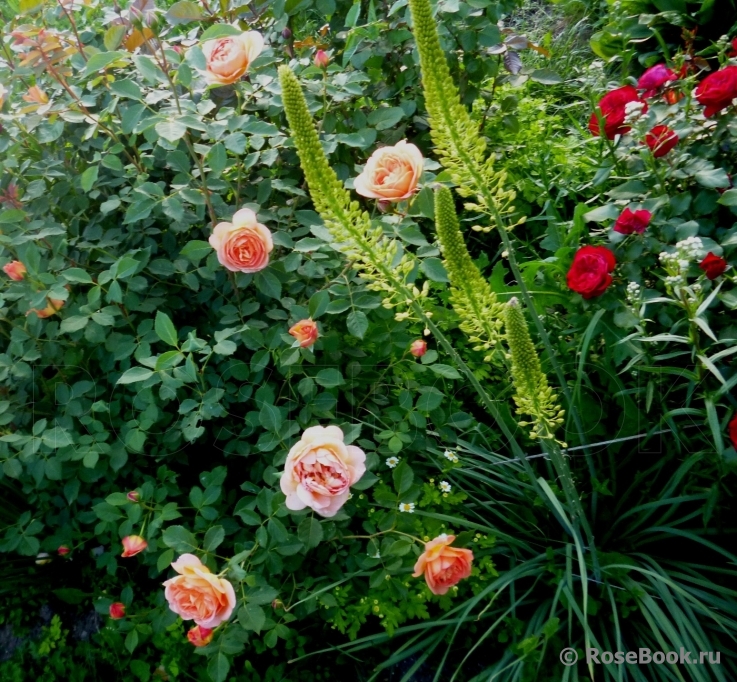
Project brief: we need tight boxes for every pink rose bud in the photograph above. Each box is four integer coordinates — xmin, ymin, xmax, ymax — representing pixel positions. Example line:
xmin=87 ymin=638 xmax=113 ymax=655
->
xmin=288 ymin=318 xmax=319 ymax=348
xmin=3 ymin=261 xmax=27 ymax=281
xmin=58 ymin=545 xmax=70 ymax=556
xmin=314 ymin=49 xmax=329 ymax=69
xmin=121 ymin=535 xmax=147 ymax=558
xmin=377 ymin=199 xmax=392 ymax=213
xmin=187 ymin=624 xmax=214 ymax=647
xmin=109 ymin=602 xmax=126 ymax=619
xmin=272 ymin=599 xmax=285 ymax=610
xmin=126 ymin=491 xmax=140 ymax=502
xmin=410 ymin=340 xmax=427 ymax=357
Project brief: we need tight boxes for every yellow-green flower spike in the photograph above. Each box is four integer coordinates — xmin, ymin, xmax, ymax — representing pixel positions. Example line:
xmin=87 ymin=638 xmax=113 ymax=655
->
xmin=434 ymin=187 xmax=504 ymax=359
xmin=278 ymin=65 xmax=422 ymax=317
xmin=407 ymin=0 xmax=517 ymax=227
xmin=503 ymin=297 xmax=565 ymax=441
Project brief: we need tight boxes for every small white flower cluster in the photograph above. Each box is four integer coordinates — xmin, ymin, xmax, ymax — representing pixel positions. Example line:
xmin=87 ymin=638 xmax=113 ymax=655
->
xmin=443 ymin=450 xmax=459 ymax=463
xmin=623 ymin=101 xmax=646 ymax=125
xmin=625 ymin=281 xmax=641 ymax=304
xmin=659 ymin=237 xmax=703 ymax=291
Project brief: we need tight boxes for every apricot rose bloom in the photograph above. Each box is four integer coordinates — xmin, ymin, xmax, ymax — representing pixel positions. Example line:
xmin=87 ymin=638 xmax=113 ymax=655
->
xmin=27 ymin=297 xmax=65 ymax=319
xmin=209 ymin=208 xmax=273 ymax=273
xmin=289 ymin=318 xmax=318 ymax=348
xmin=354 ymin=140 xmax=423 ymax=202
xmin=3 ymin=261 xmax=27 ymax=281
xmin=280 ymin=425 xmax=366 ymax=518
xmin=412 ymin=534 xmax=473 ymax=596
xmin=187 ymin=624 xmax=214 ymax=647
xmin=163 ymin=554 xmax=236 ymax=628
xmin=202 ymin=31 xmax=264 ymax=86
xmin=121 ymin=535 xmax=148 ymax=557
xmin=410 ymin=340 xmax=427 ymax=357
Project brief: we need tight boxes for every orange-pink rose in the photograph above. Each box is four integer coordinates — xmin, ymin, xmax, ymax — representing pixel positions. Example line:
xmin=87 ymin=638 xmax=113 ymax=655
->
xmin=354 ymin=140 xmax=423 ymax=202
xmin=202 ymin=31 xmax=264 ymax=86
xmin=412 ymin=533 xmax=473 ymax=596
xmin=209 ymin=208 xmax=273 ymax=273
xmin=3 ymin=261 xmax=27 ymax=281
xmin=27 ymin=297 xmax=65 ymax=319
xmin=163 ymin=554 xmax=236 ymax=628
xmin=280 ymin=425 xmax=366 ymax=518
xmin=121 ymin=535 xmax=147 ymax=558
xmin=289 ymin=318 xmax=318 ymax=348
xmin=187 ymin=624 xmax=213 ymax=647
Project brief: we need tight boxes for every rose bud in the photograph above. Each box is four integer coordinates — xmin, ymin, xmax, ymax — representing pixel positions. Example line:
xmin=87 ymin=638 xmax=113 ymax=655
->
xmin=410 ymin=340 xmax=427 ymax=357
xmin=58 ymin=545 xmax=70 ymax=556
xmin=187 ymin=625 xmax=213 ymax=647
xmin=126 ymin=490 xmax=141 ymax=502
xmin=27 ymin=297 xmax=65 ymax=319
xmin=271 ymin=599 xmax=285 ymax=610
xmin=289 ymin=318 xmax=319 ymax=348
xmin=377 ymin=199 xmax=392 ymax=213
xmin=698 ymin=252 xmax=728 ymax=280
xmin=109 ymin=602 xmax=126 ymax=620
xmin=281 ymin=27 xmax=292 ymax=40
xmin=314 ymin=49 xmax=329 ymax=69
xmin=121 ymin=535 xmax=148 ymax=558
xmin=3 ymin=261 xmax=27 ymax=281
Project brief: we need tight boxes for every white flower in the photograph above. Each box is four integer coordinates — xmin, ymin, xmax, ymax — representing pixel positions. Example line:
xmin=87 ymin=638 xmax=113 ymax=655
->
xmin=399 ymin=502 xmax=416 ymax=513
xmin=439 ymin=481 xmax=451 ymax=493
xmin=443 ymin=450 xmax=459 ymax=463
xmin=623 ymin=101 xmax=645 ymax=124
xmin=385 ymin=456 xmax=400 ymax=468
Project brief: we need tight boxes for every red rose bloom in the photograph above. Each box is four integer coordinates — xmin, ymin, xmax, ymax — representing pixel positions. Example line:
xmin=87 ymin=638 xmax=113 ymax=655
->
xmin=638 ymin=64 xmax=678 ymax=98
xmin=613 ymin=207 xmax=652 ymax=235
xmin=589 ymin=86 xmax=647 ymax=139
xmin=698 ymin=252 xmax=728 ymax=279
xmin=730 ymin=413 xmax=737 ymax=450
xmin=645 ymin=125 xmax=679 ymax=158
xmin=567 ymin=246 xmax=617 ymax=299
xmin=695 ymin=66 xmax=737 ymax=117
xmin=729 ymin=37 xmax=737 ymax=58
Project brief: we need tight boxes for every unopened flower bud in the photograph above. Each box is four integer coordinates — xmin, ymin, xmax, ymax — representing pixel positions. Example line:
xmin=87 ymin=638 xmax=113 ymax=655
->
xmin=126 ymin=490 xmax=140 ymax=502
xmin=314 ymin=49 xmax=329 ymax=69
xmin=272 ymin=599 xmax=285 ymax=610
xmin=58 ymin=545 xmax=70 ymax=556
xmin=109 ymin=602 xmax=126 ymax=620
xmin=281 ymin=27 xmax=292 ymax=40
xmin=377 ymin=199 xmax=391 ymax=213
xmin=410 ymin=340 xmax=427 ymax=357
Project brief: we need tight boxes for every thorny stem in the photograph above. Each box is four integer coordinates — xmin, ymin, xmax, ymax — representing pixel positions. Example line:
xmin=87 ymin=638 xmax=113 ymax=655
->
xmin=55 ymin=0 xmax=87 ymax=61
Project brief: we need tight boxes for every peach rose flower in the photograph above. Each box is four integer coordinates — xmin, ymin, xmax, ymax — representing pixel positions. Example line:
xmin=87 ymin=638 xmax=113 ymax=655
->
xmin=280 ymin=425 xmax=366 ymax=518
xmin=209 ymin=208 xmax=273 ymax=273
xmin=187 ymin=624 xmax=214 ymax=647
xmin=289 ymin=318 xmax=318 ymax=348
xmin=121 ymin=535 xmax=147 ymax=557
xmin=3 ymin=261 xmax=27 ymax=281
xmin=202 ymin=31 xmax=264 ymax=86
xmin=354 ymin=140 xmax=423 ymax=202
xmin=412 ymin=533 xmax=473 ymax=596
xmin=27 ymin=297 xmax=65 ymax=319
xmin=163 ymin=553 xmax=236 ymax=628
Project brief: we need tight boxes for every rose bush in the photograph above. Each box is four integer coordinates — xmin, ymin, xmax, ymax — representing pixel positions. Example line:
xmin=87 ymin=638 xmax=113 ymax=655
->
xmin=1 ymin=0 xmax=737 ymax=680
